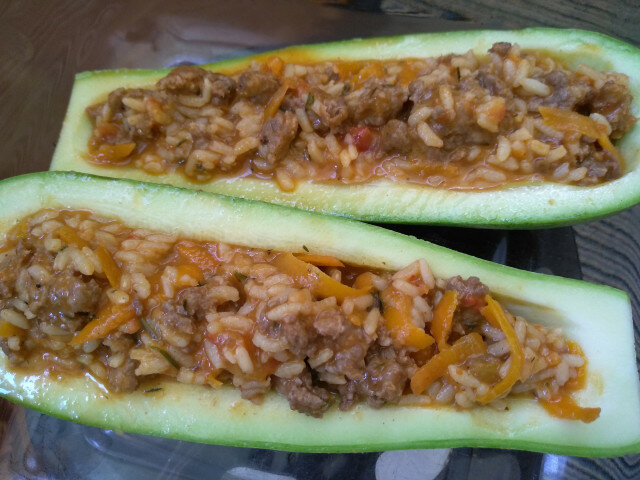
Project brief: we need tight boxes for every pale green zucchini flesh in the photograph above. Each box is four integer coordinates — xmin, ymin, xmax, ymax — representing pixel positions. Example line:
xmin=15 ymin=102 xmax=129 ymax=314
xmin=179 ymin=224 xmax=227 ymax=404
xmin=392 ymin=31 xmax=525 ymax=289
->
xmin=0 ymin=171 xmax=638 ymax=456
xmin=51 ymin=28 xmax=640 ymax=227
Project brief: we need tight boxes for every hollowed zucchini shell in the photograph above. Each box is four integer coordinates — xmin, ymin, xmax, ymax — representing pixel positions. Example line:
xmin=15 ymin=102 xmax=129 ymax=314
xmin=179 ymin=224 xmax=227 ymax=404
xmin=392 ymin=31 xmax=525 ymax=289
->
xmin=0 ymin=171 xmax=638 ymax=456
xmin=51 ymin=28 xmax=640 ymax=227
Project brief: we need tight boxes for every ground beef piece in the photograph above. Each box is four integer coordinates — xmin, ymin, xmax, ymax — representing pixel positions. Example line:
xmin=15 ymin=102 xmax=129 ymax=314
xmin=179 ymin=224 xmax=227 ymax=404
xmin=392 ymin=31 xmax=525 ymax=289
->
xmin=488 ymin=42 xmax=512 ymax=58
xmin=150 ymin=303 xmax=195 ymax=348
xmin=542 ymin=70 xmax=591 ymax=110
xmin=280 ymin=92 xmax=305 ymax=112
xmin=156 ymin=66 xmax=235 ymax=105
xmin=348 ymin=78 xmax=408 ymax=126
xmin=425 ymin=102 xmax=495 ymax=148
xmin=180 ymin=281 xmax=239 ymax=320
xmin=282 ymin=316 xmax=313 ymax=356
xmin=446 ymin=276 xmax=489 ymax=309
xmin=476 ymin=70 xmax=507 ymax=96
xmin=381 ymin=119 xmax=411 ymax=154
xmin=237 ymin=71 xmax=280 ymax=103
xmin=408 ymin=77 xmax=434 ymax=104
xmin=258 ymin=111 xmax=299 ymax=165
xmin=339 ymin=346 xmax=414 ymax=410
xmin=361 ymin=347 xmax=410 ymax=406
xmin=106 ymin=87 xmax=127 ymax=113
xmin=579 ymin=155 xmax=620 ymax=182
xmin=273 ymin=370 xmax=330 ymax=417
xmin=161 ymin=306 xmax=194 ymax=335
xmin=180 ymin=285 xmax=210 ymax=319
xmin=105 ymin=88 xmax=158 ymax=140
xmin=47 ymin=272 xmax=101 ymax=317
xmin=586 ymin=80 xmax=637 ymax=138
xmin=306 ymin=88 xmax=348 ymax=132
xmin=106 ymin=357 xmax=139 ymax=393
xmin=313 ymin=309 xmax=346 ymax=338
xmin=319 ymin=324 xmax=370 ymax=381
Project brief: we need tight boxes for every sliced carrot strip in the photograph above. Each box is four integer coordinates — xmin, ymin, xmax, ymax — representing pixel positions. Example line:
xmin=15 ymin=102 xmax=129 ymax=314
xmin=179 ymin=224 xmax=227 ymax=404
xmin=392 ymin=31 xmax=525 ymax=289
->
xmin=295 ymin=253 xmax=345 ymax=267
xmin=265 ymin=56 xmax=285 ymax=77
xmin=539 ymin=106 xmax=622 ymax=162
xmin=381 ymin=287 xmax=434 ymax=350
xmin=264 ymin=80 xmax=293 ymax=119
xmin=353 ymin=272 xmax=376 ymax=290
xmin=540 ymin=394 xmax=601 ymax=423
xmin=410 ymin=332 xmax=486 ymax=395
xmin=0 ymin=320 xmax=23 ymax=338
xmin=175 ymin=263 xmax=204 ymax=287
xmin=69 ymin=303 xmax=135 ymax=345
xmin=353 ymin=62 xmax=385 ymax=89
xmin=176 ymin=242 xmax=218 ymax=272
xmin=56 ymin=225 xmax=90 ymax=249
xmin=475 ymin=295 xmax=524 ymax=404
xmin=95 ymin=244 xmax=121 ymax=288
xmin=348 ymin=311 xmax=366 ymax=327
xmin=431 ymin=290 xmax=459 ymax=351
xmin=272 ymin=252 xmax=368 ymax=301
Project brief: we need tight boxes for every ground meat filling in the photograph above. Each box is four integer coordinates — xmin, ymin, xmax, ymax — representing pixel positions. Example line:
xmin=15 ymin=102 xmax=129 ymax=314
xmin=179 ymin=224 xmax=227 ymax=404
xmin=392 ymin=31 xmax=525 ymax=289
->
xmin=86 ymin=43 xmax=635 ymax=191
xmin=0 ymin=209 xmax=600 ymax=421
xmin=258 ymin=111 xmax=299 ymax=166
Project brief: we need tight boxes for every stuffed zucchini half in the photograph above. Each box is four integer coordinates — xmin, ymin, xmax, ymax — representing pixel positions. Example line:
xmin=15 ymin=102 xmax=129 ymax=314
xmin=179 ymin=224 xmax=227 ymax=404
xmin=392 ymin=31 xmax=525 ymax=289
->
xmin=50 ymin=28 xmax=640 ymax=227
xmin=0 ymin=171 xmax=638 ymax=456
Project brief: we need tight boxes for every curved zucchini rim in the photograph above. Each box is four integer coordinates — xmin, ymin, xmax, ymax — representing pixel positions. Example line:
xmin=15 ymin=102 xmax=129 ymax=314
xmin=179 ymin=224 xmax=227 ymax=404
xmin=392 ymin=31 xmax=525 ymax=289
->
xmin=0 ymin=171 xmax=638 ymax=456
xmin=50 ymin=28 xmax=640 ymax=227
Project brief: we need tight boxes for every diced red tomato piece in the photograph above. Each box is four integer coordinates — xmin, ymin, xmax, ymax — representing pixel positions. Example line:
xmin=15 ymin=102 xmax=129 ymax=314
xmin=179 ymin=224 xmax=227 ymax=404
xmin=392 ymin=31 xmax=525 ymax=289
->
xmin=350 ymin=126 xmax=375 ymax=152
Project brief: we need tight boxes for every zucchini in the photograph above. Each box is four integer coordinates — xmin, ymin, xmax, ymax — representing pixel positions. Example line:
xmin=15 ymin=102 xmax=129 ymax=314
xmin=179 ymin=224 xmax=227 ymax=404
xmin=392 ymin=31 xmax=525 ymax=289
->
xmin=50 ymin=28 xmax=640 ymax=227
xmin=0 ymin=171 xmax=639 ymax=456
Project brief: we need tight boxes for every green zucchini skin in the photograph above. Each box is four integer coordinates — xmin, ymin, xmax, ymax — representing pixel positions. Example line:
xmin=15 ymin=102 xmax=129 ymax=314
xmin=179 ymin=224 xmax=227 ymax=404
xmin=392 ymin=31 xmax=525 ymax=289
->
xmin=0 ymin=171 xmax=639 ymax=456
xmin=51 ymin=28 xmax=640 ymax=227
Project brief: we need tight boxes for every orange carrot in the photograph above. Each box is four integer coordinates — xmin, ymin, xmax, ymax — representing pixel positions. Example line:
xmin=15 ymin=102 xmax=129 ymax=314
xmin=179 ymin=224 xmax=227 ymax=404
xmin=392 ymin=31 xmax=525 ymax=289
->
xmin=381 ymin=287 xmax=434 ymax=350
xmin=540 ymin=394 xmax=601 ymax=423
xmin=176 ymin=242 xmax=218 ymax=272
xmin=475 ymin=295 xmax=524 ymax=404
xmin=56 ymin=226 xmax=90 ymax=249
xmin=353 ymin=272 xmax=376 ymax=290
xmin=410 ymin=332 xmax=486 ymax=394
xmin=431 ymin=290 xmax=459 ymax=351
xmin=539 ymin=106 xmax=622 ymax=162
xmin=272 ymin=252 xmax=368 ymax=301
xmin=264 ymin=80 xmax=293 ymax=119
xmin=265 ymin=56 xmax=285 ymax=77
xmin=0 ymin=320 xmax=23 ymax=338
xmin=294 ymin=253 xmax=345 ymax=267
xmin=69 ymin=303 xmax=135 ymax=345
xmin=348 ymin=311 xmax=366 ymax=327
xmin=352 ymin=62 xmax=384 ymax=89
xmin=175 ymin=263 xmax=204 ymax=287
xmin=95 ymin=244 xmax=121 ymax=288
